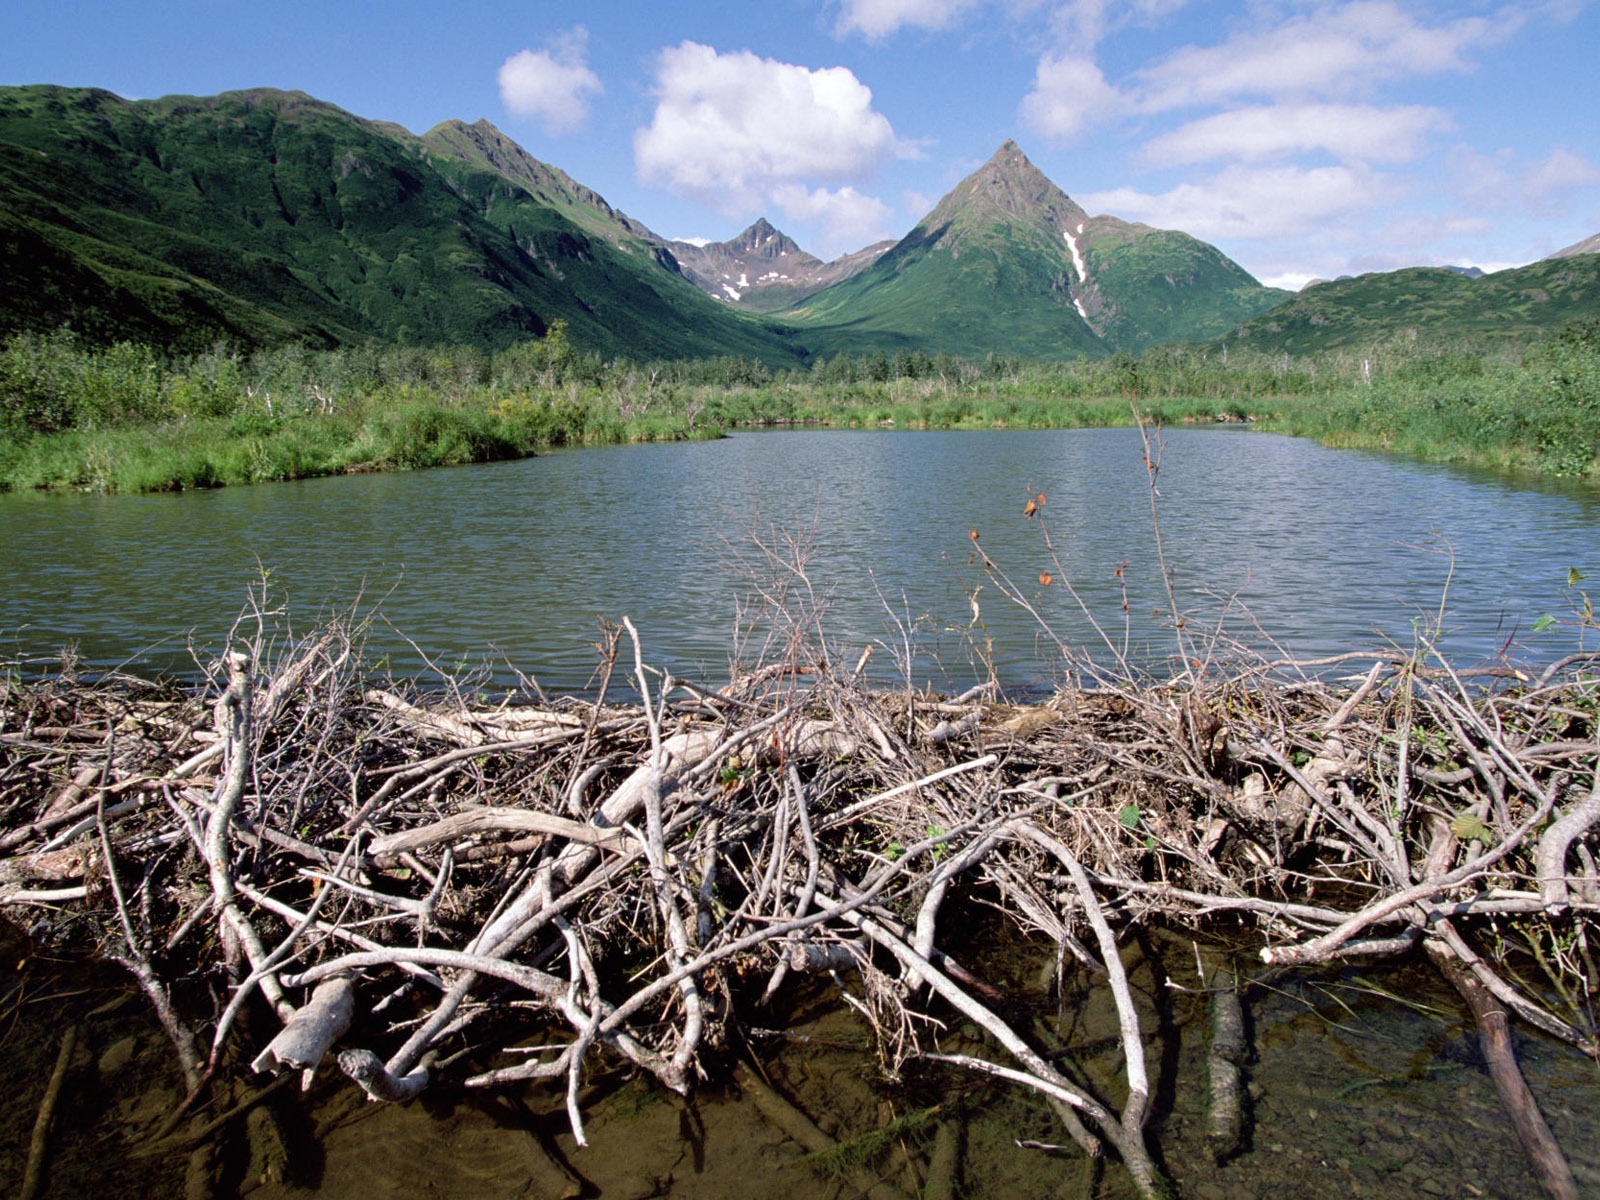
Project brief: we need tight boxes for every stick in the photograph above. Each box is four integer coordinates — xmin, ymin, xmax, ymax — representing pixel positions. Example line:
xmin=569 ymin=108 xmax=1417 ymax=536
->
xmin=1426 ymin=934 xmax=1578 ymax=1200
xmin=1205 ymin=962 xmax=1246 ymax=1160
xmin=20 ymin=1024 xmax=77 ymax=1200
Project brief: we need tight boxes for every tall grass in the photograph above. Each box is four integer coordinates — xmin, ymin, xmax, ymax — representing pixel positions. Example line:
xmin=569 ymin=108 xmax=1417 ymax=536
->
xmin=0 ymin=325 xmax=714 ymax=492
xmin=2 ymin=319 xmax=1596 ymax=492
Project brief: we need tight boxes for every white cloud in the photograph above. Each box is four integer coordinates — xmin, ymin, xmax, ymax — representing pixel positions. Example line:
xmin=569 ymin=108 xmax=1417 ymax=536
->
xmin=1527 ymin=147 xmax=1600 ymax=197
xmin=1260 ymin=271 xmax=1319 ymax=291
xmin=1020 ymin=53 xmax=1125 ymax=143
xmin=834 ymin=0 xmax=981 ymax=38
xmin=1143 ymin=104 xmax=1452 ymax=166
xmin=772 ymin=184 xmax=896 ymax=256
xmin=1452 ymin=145 xmax=1600 ymax=215
xmin=1046 ymin=0 xmax=1191 ymax=48
xmin=1132 ymin=2 xmax=1521 ymax=111
xmin=497 ymin=29 xmax=603 ymax=137
xmin=1082 ymin=164 xmax=1383 ymax=241
xmin=634 ymin=42 xmax=902 ymax=214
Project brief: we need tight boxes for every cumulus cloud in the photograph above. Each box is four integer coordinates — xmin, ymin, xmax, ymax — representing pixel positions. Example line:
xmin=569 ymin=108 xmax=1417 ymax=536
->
xmin=1020 ymin=53 xmax=1125 ymax=143
xmin=834 ymin=0 xmax=981 ymax=38
xmin=1081 ymin=164 xmax=1384 ymax=242
xmin=497 ymin=29 xmax=603 ymax=136
xmin=634 ymin=42 xmax=902 ymax=214
xmin=1143 ymin=104 xmax=1452 ymax=166
xmin=771 ymin=184 xmax=896 ymax=256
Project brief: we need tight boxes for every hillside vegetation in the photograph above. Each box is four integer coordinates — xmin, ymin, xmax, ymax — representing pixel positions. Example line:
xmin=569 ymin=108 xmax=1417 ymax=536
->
xmin=786 ymin=141 xmax=1291 ymax=358
xmin=1222 ymin=257 xmax=1600 ymax=354
xmin=4 ymin=318 xmax=1596 ymax=493
xmin=0 ymin=86 xmax=803 ymax=362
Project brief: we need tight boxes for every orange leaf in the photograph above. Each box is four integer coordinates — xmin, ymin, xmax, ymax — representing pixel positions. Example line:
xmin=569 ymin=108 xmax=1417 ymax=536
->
xmin=968 ymin=529 xmax=980 ymax=542
xmin=1039 ymin=571 xmax=1053 ymax=587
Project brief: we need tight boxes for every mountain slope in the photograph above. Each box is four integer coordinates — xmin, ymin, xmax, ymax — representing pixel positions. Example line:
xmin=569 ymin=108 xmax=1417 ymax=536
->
xmin=664 ymin=219 xmax=893 ymax=312
xmin=1220 ymin=257 xmax=1600 ymax=354
xmin=0 ymin=86 xmax=804 ymax=361
xmin=784 ymin=141 xmax=1289 ymax=358
xmin=1547 ymin=232 xmax=1600 ymax=260
xmin=414 ymin=126 xmax=887 ymax=315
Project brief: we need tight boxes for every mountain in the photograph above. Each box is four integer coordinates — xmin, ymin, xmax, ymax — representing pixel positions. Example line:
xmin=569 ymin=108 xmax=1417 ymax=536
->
xmin=1219 ymin=257 xmax=1600 ymax=354
xmin=0 ymin=85 xmax=804 ymax=362
xmin=663 ymin=219 xmax=893 ymax=313
xmin=782 ymin=141 xmax=1291 ymax=358
xmin=12 ymin=87 xmax=1410 ymax=364
xmin=1547 ymin=232 xmax=1600 ymax=260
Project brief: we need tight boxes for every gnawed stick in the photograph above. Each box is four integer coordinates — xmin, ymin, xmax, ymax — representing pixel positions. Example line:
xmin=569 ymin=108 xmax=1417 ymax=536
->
xmin=250 ymin=977 xmax=356 ymax=1085
xmin=19 ymin=1024 xmax=77 ymax=1200
xmin=1205 ymin=960 xmax=1247 ymax=1160
xmin=1426 ymin=931 xmax=1578 ymax=1200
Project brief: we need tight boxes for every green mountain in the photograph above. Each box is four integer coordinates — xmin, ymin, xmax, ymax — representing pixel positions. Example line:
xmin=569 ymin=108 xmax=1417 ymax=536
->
xmin=1219 ymin=256 xmax=1600 ymax=355
xmin=783 ymin=141 xmax=1290 ymax=359
xmin=0 ymin=85 xmax=804 ymax=361
xmin=0 ymin=90 xmax=1286 ymax=364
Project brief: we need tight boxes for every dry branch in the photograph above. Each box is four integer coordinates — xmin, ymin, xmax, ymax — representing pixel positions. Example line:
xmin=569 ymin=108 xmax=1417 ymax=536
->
xmin=2 ymin=606 xmax=1597 ymax=1197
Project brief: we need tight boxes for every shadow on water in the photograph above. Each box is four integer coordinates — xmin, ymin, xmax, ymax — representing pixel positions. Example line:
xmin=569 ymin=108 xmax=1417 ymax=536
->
xmin=7 ymin=914 xmax=1598 ymax=1199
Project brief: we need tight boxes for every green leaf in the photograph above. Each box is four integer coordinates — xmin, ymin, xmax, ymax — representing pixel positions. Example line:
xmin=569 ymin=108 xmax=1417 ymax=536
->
xmin=1450 ymin=812 xmax=1491 ymax=843
xmin=1533 ymin=613 xmax=1558 ymax=634
xmin=1569 ymin=567 xmax=1586 ymax=587
xmin=886 ymin=841 xmax=905 ymax=862
xmin=1118 ymin=804 xmax=1142 ymax=830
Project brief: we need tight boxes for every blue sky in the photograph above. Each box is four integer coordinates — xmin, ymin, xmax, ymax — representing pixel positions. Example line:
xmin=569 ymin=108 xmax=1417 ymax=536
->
xmin=6 ymin=1 xmax=1597 ymax=288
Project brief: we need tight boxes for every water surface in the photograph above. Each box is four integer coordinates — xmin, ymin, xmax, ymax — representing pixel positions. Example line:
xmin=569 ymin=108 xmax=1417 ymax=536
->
xmin=2 ymin=428 xmax=1596 ymax=691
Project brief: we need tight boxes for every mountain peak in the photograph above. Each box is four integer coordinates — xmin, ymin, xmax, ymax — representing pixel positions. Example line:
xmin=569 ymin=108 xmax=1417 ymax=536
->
xmin=728 ymin=218 xmax=804 ymax=259
xmin=920 ymin=139 xmax=1086 ymax=245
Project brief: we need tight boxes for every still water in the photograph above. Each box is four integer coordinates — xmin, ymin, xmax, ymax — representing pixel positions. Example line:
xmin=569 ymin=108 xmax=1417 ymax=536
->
xmin=2 ymin=427 xmax=1597 ymax=691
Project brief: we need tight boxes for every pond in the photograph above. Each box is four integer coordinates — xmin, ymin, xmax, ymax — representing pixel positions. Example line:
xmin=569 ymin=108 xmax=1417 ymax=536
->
xmin=2 ymin=427 xmax=1596 ymax=692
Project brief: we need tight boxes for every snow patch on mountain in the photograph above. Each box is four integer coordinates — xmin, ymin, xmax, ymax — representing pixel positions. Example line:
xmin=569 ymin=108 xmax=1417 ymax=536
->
xmin=1063 ymin=226 xmax=1090 ymax=320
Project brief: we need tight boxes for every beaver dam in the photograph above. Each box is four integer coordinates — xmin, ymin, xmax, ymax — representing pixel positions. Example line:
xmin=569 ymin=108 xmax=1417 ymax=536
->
xmin=2 ymin=599 xmax=1598 ymax=1199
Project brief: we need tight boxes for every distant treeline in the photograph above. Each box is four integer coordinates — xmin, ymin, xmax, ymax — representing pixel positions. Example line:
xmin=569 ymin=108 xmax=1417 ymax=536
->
xmin=2 ymin=318 xmax=1597 ymax=492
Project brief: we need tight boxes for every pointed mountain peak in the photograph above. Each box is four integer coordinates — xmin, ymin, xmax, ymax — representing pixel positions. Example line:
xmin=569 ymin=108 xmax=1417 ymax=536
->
xmin=916 ymin=139 xmax=1086 ymax=247
xmin=729 ymin=218 xmax=804 ymax=258
xmin=987 ymin=139 xmax=1028 ymax=166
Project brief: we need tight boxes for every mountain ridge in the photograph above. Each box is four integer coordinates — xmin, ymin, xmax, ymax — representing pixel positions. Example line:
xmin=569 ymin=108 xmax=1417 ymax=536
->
xmin=0 ymin=84 xmax=804 ymax=361
xmin=1220 ymin=257 xmax=1600 ymax=354
xmin=12 ymin=83 xmax=1586 ymax=364
xmin=782 ymin=140 xmax=1291 ymax=357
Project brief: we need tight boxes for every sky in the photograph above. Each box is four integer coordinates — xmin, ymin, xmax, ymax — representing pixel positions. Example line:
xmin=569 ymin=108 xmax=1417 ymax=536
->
xmin=5 ymin=1 xmax=1598 ymax=289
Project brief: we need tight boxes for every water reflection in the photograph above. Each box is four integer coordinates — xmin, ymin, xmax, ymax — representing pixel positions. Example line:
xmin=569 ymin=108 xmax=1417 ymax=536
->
xmin=1 ymin=428 xmax=1596 ymax=693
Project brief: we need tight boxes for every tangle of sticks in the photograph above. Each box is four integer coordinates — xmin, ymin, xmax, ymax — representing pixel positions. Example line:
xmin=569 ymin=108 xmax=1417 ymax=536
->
xmin=2 ymin=602 xmax=1598 ymax=1199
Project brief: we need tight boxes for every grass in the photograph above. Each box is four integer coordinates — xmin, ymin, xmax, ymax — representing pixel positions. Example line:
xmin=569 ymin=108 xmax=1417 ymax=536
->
xmin=3 ymin=319 xmax=1597 ymax=493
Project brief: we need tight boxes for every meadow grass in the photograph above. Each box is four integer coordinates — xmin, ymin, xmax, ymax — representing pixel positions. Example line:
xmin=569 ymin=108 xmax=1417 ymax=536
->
xmin=2 ymin=320 xmax=1595 ymax=492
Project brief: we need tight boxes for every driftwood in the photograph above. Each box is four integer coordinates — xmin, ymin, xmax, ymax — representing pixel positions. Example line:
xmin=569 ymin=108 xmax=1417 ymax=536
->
xmin=2 ymin=595 xmax=1598 ymax=1199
